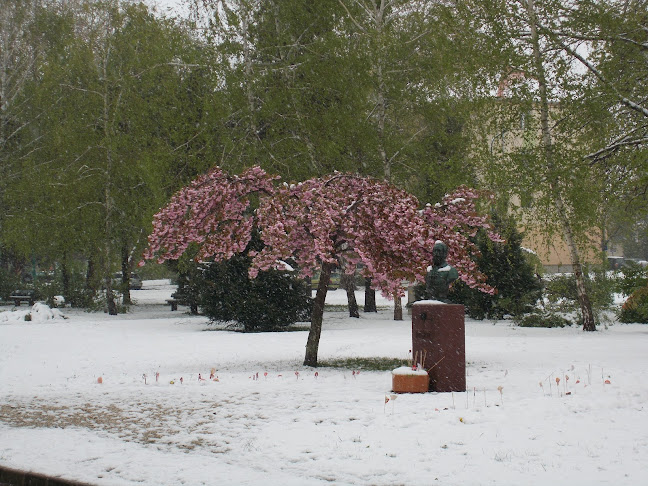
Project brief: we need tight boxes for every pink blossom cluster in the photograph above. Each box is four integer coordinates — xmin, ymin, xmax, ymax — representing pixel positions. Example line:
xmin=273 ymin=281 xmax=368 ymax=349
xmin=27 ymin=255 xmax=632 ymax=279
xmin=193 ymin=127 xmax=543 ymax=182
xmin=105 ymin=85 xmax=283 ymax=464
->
xmin=142 ymin=167 xmax=500 ymax=297
xmin=252 ymin=174 xmax=428 ymax=297
xmin=141 ymin=166 xmax=277 ymax=264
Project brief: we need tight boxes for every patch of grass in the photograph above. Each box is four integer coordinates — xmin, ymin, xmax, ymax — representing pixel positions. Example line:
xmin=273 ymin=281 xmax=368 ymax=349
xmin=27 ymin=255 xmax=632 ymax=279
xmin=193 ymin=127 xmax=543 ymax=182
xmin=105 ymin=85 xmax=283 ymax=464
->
xmin=323 ymin=304 xmax=352 ymax=312
xmin=317 ymin=357 xmax=408 ymax=371
xmin=203 ymin=322 xmax=311 ymax=332
xmin=323 ymin=304 xmax=389 ymax=312
xmin=516 ymin=312 xmax=573 ymax=328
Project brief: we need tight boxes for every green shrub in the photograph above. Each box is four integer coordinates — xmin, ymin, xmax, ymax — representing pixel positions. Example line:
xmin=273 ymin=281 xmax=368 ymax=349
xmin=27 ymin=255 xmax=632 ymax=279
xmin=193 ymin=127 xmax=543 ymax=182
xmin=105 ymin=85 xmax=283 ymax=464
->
xmin=197 ymin=255 xmax=312 ymax=331
xmin=449 ymin=213 xmax=543 ymax=319
xmin=618 ymin=285 xmax=648 ymax=323
xmin=188 ymin=233 xmax=312 ymax=331
xmin=614 ymin=261 xmax=648 ymax=297
xmin=516 ymin=312 xmax=572 ymax=328
xmin=543 ymin=267 xmax=614 ymax=326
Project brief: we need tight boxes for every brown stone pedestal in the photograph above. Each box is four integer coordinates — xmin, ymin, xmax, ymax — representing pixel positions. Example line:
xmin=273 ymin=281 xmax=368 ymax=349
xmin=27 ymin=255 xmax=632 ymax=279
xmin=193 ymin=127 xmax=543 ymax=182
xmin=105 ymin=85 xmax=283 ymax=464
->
xmin=411 ymin=301 xmax=466 ymax=392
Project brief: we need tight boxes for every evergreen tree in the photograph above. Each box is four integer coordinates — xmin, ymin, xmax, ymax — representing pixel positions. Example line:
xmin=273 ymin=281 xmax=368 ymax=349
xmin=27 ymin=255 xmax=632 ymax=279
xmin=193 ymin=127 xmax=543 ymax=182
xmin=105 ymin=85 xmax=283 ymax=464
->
xmin=197 ymin=243 xmax=312 ymax=332
xmin=450 ymin=213 xmax=543 ymax=319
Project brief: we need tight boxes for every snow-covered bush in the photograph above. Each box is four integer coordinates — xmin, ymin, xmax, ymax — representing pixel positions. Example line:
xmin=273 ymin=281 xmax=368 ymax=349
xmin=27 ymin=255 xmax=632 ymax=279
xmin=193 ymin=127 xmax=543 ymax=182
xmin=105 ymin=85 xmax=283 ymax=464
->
xmin=29 ymin=302 xmax=65 ymax=321
xmin=614 ymin=261 xmax=648 ymax=297
xmin=0 ymin=303 xmax=65 ymax=323
xmin=543 ymin=268 xmax=615 ymax=326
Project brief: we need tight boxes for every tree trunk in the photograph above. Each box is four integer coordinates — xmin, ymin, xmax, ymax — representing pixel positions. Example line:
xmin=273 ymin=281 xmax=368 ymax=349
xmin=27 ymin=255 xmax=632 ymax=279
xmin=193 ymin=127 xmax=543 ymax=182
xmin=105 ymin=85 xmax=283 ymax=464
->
xmin=103 ymin=186 xmax=117 ymax=316
xmin=101 ymin=40 xmax=117 ymax=316
xmin=561 ymin=213 xmax=597 ymax=331
xmin=364 ymin=277 xmax=377 ymax=312
xmin=370 ymin=1 xmax=390 ymax=181
xmin=242 ymin=12 xmax=257 ymax=137
xmin=342 ymin=272 xmax=359 ymax=318
xmin=105 ymin=276 xmax=117 ymax=315
xmin=61 ymin=251 xmax=70 ymax=302
xmin=393 ymin=292 xmax=403 ymax=321
xmin=102 ymin=165 xmax=116 ymax=315
xmin=526 ymin=0 xmax=595 ymax=331
xmin=121 ymin=244 xmax=131 ymax=306
xmin=304 ymin=262 xmax=333 ymax=367
xmin=269 ymin=0 xmax=321 ymax=174
xmin=86 ymin=256 xmax=97 ymax=293
xmin=574 ymin=264 xmax=596 ymax=330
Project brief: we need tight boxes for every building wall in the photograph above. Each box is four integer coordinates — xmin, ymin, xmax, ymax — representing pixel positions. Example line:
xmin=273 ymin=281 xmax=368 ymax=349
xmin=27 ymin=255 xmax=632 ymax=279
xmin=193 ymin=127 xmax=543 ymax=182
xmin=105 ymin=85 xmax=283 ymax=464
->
xmin=521 ymin=226 xmax=611 ymax=273
xmin=485 ymin=104 xmax=615 ymax=273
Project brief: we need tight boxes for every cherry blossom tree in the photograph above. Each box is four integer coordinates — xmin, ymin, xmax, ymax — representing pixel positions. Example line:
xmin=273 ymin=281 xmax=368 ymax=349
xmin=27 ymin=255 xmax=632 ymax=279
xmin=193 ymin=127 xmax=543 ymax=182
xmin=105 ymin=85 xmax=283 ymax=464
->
xmin=143 ymin=166 xmax=498 ymax=366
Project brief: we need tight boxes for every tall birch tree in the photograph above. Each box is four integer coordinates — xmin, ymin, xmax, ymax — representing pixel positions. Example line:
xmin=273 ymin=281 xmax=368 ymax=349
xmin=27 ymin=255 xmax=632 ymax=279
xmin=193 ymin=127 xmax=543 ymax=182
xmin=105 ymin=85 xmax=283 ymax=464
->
xmin=471 ymin=0 xmax=625 ymax=331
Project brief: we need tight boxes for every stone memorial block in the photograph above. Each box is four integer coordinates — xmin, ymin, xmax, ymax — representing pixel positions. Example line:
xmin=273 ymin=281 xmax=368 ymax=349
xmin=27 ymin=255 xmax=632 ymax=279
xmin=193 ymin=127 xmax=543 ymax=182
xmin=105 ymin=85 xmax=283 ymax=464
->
xmin=411 ymin=301 xmax=466 ymax=392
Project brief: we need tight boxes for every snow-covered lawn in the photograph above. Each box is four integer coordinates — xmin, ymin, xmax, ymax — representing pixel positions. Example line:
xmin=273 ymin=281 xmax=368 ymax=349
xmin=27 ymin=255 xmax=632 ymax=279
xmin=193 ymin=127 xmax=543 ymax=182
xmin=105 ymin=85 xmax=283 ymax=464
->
xmin=1 ymin=280 xmax=647 ymax=485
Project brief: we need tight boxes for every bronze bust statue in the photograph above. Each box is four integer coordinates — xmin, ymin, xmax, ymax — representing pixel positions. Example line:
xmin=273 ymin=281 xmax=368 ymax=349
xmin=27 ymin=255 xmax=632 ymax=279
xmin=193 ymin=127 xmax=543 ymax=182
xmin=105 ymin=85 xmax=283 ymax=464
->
xmin=424 ymin=241 xmax=459 ymax=303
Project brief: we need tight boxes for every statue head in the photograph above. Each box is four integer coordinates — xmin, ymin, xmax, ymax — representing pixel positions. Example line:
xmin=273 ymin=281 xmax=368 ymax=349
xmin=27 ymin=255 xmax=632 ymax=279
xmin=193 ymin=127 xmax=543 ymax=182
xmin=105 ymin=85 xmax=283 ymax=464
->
xmin=432 ymin=241 xmax=448 ymax=267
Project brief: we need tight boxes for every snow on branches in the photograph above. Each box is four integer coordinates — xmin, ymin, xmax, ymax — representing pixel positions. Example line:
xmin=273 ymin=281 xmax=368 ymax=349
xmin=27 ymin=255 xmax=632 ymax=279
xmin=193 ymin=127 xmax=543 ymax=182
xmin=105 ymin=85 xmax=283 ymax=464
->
xmin=142 ymin=167 xmax=499 ymax=297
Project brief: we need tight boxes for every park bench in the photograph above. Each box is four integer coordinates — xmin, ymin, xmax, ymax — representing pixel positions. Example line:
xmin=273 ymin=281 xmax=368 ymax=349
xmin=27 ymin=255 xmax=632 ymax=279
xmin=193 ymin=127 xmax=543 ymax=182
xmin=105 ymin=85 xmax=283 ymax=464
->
xmin=166 ymin=291 xmax=198 ymax=314
xmin=9 ymin=289 xmax=37 ymax=306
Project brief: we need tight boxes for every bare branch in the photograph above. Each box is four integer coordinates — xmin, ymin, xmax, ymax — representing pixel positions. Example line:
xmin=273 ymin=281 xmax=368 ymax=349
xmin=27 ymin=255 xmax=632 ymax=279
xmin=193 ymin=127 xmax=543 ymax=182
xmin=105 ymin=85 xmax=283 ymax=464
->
xmin=352 ymin=0 xmax=374 ymax=20
xmin=405 ymin=29 xmax=432 ymax=45
xmin=548 ymin=29 xmax=648 ymax=50
xmin=59 ymin=84 xmax=104 ymax=98
xmin=587 ymin=136 xmax=648 ymax=162
xmin=540 ymin=25 xmax=648 ymax=119
xmin=387 ymin=126 xmax=427 ymax=166
xmin=338 ymin=0 xmax=368 ymax=33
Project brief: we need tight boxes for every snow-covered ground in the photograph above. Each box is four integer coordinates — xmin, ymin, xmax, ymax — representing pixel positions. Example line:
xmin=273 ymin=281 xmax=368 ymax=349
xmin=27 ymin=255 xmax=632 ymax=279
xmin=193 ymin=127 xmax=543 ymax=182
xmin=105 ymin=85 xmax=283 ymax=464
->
xmin=1 ymin=280 xmax=647 ymax=485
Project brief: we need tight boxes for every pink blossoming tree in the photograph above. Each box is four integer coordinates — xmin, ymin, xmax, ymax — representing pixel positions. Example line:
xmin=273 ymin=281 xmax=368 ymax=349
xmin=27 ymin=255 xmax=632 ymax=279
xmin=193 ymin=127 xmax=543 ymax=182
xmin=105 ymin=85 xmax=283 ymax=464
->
xmin=143 ymin=166 xmax=499 ymax=366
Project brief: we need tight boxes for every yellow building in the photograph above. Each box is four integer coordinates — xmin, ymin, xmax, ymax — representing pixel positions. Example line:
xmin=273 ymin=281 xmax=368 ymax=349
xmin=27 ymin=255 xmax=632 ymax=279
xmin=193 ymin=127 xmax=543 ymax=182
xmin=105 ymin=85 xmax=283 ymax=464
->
xmin=484 ymin=78 xmax=616 ymax=273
